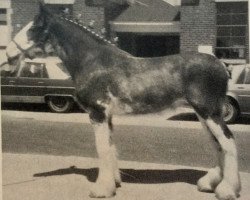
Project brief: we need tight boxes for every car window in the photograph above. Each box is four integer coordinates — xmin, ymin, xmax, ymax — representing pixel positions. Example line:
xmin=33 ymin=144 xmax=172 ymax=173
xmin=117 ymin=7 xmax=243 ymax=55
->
xmin=19 ymin=63 xmax=48 ymax=78
xmin=243 ymin=67 xmax=250 ymax=84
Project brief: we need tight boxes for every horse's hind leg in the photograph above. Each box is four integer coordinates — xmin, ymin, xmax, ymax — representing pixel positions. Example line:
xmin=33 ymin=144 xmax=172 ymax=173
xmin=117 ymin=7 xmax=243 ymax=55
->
xmin=195 ymin=110 xmax=241 ymax=200
xmin=206 ymin=116 xmax=240 ymax=200
xmin=196 ymin=114 xmax=223 ymax=192
xmin=89 ymin=111 xmax=120 ymax=198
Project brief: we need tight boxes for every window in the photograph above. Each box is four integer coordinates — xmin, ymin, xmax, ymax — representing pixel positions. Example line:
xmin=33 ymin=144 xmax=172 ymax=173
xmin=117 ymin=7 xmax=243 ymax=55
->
xmin=19 ymin=63 xmax=48 ymax=78
xmin=0 ymin=8 xmax=7 ymax=25
xmin=215 ymin=2 xmax=248 ymax=59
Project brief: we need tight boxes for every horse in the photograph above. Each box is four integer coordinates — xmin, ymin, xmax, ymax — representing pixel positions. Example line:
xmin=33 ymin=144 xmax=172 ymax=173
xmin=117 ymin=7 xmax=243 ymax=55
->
xmin=8 ymin=3 xmax=241 ymax=200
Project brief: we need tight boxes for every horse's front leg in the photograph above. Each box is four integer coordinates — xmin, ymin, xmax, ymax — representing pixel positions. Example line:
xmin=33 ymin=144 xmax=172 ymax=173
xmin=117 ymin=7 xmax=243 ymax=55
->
xmin=89 ymin=112 xmax=119 ymax=198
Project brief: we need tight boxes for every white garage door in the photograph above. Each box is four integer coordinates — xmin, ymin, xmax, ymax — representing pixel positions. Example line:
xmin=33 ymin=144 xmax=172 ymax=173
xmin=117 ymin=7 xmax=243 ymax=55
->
xmin=0 ymin=0 xmax=11 ymax=63
xmin=0 ymin=8 xmax=9 ymax=47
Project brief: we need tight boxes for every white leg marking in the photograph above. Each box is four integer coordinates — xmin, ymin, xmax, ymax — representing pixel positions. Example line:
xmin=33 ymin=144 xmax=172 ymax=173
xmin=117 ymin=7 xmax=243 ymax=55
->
xmin=206 ymin=118 xmax=241 ymax=200
xmin=110 ymin=144 xmax=121 ymax=187
xmin=196 ymin=114 xmax=223 ymax=192
xmin=90 ymin=122 xmax=116 ymax=198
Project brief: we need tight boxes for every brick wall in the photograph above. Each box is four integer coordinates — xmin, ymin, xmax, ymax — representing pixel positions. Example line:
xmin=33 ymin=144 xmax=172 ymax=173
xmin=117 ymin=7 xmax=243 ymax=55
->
xmin=11 ymin=0 xmax=104 ymax=38
xmin=180 ymin=0 xmax=216 ymax=54
xmin=11 ymin=0 xmax=39 ymax=38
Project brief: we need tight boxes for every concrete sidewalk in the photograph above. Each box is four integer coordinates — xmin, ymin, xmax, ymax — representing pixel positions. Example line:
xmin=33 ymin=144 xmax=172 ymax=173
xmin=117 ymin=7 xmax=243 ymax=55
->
xmin=2 ymin=153 xmax=250 ymax=200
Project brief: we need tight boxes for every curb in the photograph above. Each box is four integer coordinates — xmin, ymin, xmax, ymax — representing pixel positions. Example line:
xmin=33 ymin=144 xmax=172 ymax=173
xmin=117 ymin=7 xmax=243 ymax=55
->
xmin=2 ymin=110 xmax=250 ymax=132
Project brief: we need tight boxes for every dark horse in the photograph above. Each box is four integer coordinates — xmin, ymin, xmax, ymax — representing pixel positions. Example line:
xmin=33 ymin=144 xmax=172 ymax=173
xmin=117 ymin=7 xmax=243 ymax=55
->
xmin=11 ymin=4 xmax=240 ymax=200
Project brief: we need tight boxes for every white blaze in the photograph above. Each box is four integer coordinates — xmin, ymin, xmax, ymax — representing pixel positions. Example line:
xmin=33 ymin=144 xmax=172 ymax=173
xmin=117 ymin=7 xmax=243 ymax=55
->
xmin=6 ymin=21 xmax=34 ymax=58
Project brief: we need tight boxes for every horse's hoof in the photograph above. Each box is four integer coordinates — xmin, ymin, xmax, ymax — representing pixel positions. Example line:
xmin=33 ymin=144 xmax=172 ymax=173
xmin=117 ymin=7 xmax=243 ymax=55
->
xmin=197 ymin=177 xmax=214 ymax=192
xmin=89 ymin=183 xmax=116 ymax=198
xmin=197 ymin=175 xmax=221 ymax=192
xmin=197 ymin=172 xmax=221 ymax=192
xmin=215 ymin=181 xmax=239 ymax=200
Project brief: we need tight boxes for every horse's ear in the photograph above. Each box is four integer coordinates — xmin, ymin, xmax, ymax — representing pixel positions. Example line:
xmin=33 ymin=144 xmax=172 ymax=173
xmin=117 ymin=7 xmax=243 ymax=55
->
xmin=38 ymin=1 xmax=47 ymax=14
xmin=35 ymin=1 xmax=51 ymax=27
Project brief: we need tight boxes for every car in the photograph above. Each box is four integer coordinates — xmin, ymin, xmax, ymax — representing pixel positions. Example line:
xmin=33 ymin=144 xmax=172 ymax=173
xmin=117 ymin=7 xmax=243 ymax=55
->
xmin=1 ymin=57 xmax=77 ymax=113
xmin=223 ymin=64 xmax=250 ymax=123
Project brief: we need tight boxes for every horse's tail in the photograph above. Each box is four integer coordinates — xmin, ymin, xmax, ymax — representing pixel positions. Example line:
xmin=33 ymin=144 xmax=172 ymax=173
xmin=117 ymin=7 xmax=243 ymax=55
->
xmin=184 ymin=53 xmax=228 ymax=119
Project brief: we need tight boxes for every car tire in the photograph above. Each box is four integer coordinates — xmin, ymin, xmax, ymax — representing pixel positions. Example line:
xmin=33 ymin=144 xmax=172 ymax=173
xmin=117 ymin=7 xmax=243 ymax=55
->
xmin=47 ymin=96 xmax=74 ymax=113
xmin=223 ymin=98 xmax=239 ymax=124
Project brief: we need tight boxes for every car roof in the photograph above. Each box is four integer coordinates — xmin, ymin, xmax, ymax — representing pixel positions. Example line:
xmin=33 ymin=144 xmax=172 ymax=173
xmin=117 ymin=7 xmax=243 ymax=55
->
xmin=24 ymin=57 xmax=62 ymax=64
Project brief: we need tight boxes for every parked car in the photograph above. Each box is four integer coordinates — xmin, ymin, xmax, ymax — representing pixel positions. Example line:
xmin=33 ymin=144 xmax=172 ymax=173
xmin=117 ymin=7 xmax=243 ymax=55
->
xmin=223 ymin=64 xmax=250 ymax=123
xmin=1 ymin=57 xmax=77 ymax=113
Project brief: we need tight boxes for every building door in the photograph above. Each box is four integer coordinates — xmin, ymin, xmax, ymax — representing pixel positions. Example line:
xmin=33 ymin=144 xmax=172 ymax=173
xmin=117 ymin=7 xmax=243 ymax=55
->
xmin=135 ymin=35 xmax=180 ymax=57
xmin=117 ymin=33 xmax=180 ymax=57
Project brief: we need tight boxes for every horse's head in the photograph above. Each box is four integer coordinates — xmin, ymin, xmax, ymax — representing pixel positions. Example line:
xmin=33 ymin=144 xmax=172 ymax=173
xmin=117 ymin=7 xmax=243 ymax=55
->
xmin=11 ymin=2 xmax=53 ymax=60
xmin=5 ymin=2 xmax=53 ymax=67
xmin=27 ymin=3 xmax=52 ymax=50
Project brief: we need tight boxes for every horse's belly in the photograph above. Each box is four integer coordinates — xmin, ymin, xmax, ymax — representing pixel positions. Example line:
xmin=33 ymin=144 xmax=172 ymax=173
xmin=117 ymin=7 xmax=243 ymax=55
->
xmin=107 ymin=86 xmax=184 ymax=115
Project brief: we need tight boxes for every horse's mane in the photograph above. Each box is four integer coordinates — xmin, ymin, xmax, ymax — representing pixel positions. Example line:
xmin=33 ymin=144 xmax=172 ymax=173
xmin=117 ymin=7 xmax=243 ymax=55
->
xmin=58 ymin=16 xmax=115 ymax=46
xmin=52 ymin=14 xmax=132 ymax=57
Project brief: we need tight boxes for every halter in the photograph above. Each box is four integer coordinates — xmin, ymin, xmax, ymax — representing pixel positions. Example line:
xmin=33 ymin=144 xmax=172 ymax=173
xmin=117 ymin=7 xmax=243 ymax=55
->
xmin=6 ymin=21 xmax=35 ymax=60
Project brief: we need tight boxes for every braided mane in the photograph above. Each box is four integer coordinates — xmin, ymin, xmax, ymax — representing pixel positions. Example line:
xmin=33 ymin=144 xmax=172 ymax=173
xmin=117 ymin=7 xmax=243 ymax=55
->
xmin=60 ymin=16 xmax=116 ymax=46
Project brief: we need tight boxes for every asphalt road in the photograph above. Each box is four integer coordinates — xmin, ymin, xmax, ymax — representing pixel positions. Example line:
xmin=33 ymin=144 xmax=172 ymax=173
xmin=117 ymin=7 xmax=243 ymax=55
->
xmin=2 ymin=111 xmax=250 ymax=173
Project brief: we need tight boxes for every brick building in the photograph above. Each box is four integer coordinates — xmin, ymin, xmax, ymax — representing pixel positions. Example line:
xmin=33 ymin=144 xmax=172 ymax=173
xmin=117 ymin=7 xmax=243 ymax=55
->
xmin=0 ymin=0 xmax=249 ymax=64
xmin=181 ymin=0 xmax=249 ymax=65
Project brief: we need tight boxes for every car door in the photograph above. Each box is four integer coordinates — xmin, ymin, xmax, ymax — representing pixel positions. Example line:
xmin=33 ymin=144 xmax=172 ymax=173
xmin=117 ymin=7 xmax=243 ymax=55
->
xmin=1 ymin=66 xmax=19 ymax=102
xmin=16 ymin=62 xmax=48 ymax=103
xmin=237 ymin=66 xmax=250 ymax=114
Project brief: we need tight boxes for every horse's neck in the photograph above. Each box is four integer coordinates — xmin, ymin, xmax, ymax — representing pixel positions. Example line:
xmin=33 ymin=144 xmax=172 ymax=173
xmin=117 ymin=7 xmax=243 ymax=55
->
xmin=49 ymin=19 xmax=133 ymax=79
xmin=49 ymin=21 xmax=102 ymax=77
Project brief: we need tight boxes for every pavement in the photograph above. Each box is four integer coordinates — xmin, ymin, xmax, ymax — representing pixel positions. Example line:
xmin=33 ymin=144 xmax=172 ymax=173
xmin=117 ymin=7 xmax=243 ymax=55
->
xmin=2 ymin=110 xmax=250 ymax=200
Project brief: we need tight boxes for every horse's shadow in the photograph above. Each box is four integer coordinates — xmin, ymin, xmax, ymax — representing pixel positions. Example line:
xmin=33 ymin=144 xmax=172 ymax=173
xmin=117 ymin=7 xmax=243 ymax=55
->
xmin=33 ymin=166 xmax=206 ymax=185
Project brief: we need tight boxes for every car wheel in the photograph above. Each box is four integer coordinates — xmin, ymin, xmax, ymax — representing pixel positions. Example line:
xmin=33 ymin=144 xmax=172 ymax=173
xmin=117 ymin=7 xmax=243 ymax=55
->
xmin=222 ymin=99 xmax=239 ymax=124
xmin=47 ymin=97 xmax=73 ymax=113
